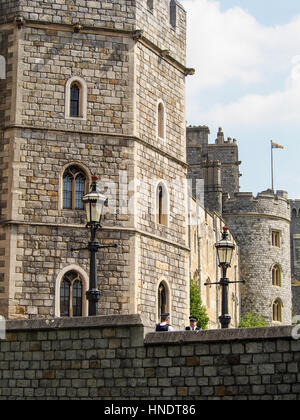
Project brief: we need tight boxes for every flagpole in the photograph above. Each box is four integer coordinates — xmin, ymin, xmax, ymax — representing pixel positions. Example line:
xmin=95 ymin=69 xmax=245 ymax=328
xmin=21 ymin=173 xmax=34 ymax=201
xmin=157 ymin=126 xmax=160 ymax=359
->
xmin=271 ymin=140 xmax=274 ymax=191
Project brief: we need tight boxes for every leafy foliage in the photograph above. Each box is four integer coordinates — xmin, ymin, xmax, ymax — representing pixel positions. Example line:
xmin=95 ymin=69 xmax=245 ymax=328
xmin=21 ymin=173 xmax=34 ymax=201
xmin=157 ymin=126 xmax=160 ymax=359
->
xmin=238 ymin=312 xmax=269 ymax=328
xmin=190 ymin=278 xmax=209 ymax=330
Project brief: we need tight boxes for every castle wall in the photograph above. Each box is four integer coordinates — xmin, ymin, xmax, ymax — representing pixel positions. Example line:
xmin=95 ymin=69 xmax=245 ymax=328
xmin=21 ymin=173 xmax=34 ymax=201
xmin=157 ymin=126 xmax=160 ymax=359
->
xmin=0 ymin=0 xmax=19 ymax=24
xmin=0 ymin=1 xmax=190 ymax=326
xmin=290 ymin=200 xmax=300 ymax=282
xmin=223 ymin=191 xmax=292 ymax=325
xmin=189 ymin=200 xmax=240 ymax=329
xmin=1 ymin=315 xmax=299 ymax=400
xmin=292 ymin=286 xmax=300 ymax=318
xmin=0 ymin=0 xmax=136 ymax=28
xmin=135 ymin=42 xmax=186 ymax=161
xmin=135 ymin=0 xmax=187 ymax=65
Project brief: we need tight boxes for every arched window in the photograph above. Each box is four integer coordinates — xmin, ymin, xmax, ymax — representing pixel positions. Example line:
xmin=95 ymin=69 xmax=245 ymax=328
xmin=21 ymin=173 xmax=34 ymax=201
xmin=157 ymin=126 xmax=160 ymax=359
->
xmin=65 ymin=76 xmax=87 ymax=120
xmin=170 ymin=0 xmax=177 ymax=29
xmin=63 ymin=165 xmax=87 ymax=210
xmin=60 ymin=271 xmax=83 ymax=317
xmin=272 ymin=264 xmax=281 ymax=287
xmin=272 ymin=299 xmax=282 ymax=322
xmin=70 ymin=83 xmax=81 ymax=117
xmin=157 ymin=101 xmax=166 ymax=139
xmin=158 ymin=282 xmax=167 ymax=319
xmin=292 ymin=208 xmax=297 ymax=218
xmin=156 ymin=182 xmax=169 ymax=226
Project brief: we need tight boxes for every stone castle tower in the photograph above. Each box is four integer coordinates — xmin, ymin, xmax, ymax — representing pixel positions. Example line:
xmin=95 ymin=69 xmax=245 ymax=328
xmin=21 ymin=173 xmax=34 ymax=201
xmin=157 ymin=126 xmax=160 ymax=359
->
xmin=186 ymin=126 xmax=293 ymax=325
xmin=289 ymin=200 xmax=300 ymax=317
xmin=0 ymin=0 xmax=193 ymax=328
xmin=186 ymin=126 xmax=241 ymax=214
xmin=223 ymin=191 xmax=292 ymax=325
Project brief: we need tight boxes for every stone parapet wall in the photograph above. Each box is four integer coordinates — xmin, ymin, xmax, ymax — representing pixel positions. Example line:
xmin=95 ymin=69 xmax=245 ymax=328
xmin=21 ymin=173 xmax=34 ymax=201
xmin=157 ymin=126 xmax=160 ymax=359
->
xmin=0 ymin=0 xmax=136 ymax=29
xmin=0 ymin=315 xmax=299 ymax=400
xmin=223 ymin=190 xmax=290 ymax=221
xmin=0 ymin=0 xmax=19 ymax=24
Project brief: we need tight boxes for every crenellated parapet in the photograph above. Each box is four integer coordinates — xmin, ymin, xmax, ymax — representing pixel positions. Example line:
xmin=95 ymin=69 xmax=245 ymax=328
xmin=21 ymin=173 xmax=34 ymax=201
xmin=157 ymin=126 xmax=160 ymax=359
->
xmin=223 ymin=189 xmax=291 ymax=222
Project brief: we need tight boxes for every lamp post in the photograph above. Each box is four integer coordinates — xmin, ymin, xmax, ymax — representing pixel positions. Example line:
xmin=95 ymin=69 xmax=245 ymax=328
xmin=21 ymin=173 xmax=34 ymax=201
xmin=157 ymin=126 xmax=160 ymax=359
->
xmin=205 ymin=226 xmax=244 ymax=329
xmin=72 ymin=176 xmax=117 ymax=316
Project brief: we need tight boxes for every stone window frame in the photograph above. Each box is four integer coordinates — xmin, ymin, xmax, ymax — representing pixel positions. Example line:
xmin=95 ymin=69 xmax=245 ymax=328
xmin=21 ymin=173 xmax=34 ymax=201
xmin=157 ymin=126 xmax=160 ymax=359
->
xmin=156 ymin=279 xmax=172 ymax=322
xmin=169 ymin=0 xmax=177 ymax=29
xmin=154 ymin=180 xmax=170 ymax=227
xmin=65 ymin=76 xmax=87 ymax=121
xmin=271 ymin=230 xmax=281 ymax=248
xmin=59 ymin=162 xmax=91 ymax=212
xmin=272 ymin=298 xmax=283 ymax=323
xmin=0 ymin=55 xmax=6 ymax=80
xmin=147 ymin=0 xmax=154 ymax=13
xmin=271 ymin=263 xmax=282 ymax=287
xmin=55 ymin=265 xmax=89 ymax=318
xmin=157 ymin=99 xmax=166 ymax=141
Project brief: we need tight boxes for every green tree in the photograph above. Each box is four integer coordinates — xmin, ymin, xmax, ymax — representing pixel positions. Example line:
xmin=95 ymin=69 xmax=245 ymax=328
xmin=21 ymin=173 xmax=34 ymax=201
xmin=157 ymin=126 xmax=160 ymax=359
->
xmin=238 ymin=312 xmax=269 ymax=328
xmin=190 ymin=278 xmax=209 ymax=330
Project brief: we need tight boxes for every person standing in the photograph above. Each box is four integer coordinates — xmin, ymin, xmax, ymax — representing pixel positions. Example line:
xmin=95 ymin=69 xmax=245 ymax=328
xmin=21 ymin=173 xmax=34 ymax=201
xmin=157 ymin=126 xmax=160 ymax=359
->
xmin=185 ymin=316 xmax=202 ymax=331
xmin=155 ymin=313 xmax=174 ymax=331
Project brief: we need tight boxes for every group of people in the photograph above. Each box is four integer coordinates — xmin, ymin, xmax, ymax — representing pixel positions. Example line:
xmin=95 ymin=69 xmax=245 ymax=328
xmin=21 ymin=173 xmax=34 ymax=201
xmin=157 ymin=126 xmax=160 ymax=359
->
xmin=155 ymin=313 xmax=202 ymax=332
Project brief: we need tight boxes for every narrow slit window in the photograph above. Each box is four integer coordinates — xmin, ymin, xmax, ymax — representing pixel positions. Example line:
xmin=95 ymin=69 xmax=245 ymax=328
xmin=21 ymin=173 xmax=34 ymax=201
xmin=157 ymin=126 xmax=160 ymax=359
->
xmin=158 ymin=282 xmax=167 ymax=319
xmin=147 ymin=0 xmax=154 ymax=12
xmin=157 ymin=102 xmax=165 ymax=139
xmin=156 ymin=183 xmax=168 ymax=226
xmin=170 ymin=0 xmax=177 ymax=29
xmin=70 ymin=83 xmax=80 ymax=118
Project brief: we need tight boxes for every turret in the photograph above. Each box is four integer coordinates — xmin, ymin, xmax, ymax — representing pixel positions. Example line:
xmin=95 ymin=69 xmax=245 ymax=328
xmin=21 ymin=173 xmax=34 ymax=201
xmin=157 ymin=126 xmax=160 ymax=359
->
xmin=223 ymin=190 xmax=292 ymax=325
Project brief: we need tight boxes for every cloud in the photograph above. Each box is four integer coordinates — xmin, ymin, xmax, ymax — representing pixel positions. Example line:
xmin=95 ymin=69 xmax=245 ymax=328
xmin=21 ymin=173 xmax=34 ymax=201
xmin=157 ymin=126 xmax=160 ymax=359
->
xmin=201 ymin=77 xmax=300 ymax=127
xmin=182 ymin=0 xmax=300 ymax=127
xmin=183 ymin=0 xmax=300 ymax=89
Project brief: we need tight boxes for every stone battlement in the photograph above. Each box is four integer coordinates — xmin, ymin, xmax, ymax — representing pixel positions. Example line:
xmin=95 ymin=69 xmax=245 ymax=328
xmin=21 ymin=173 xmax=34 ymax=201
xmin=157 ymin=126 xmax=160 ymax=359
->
xmin=0 ymin=0 xmax=186 ymax=64
xmin=0 ymin=0 xmax=136 ymax=27
xmin=0 ymin=0 xmax=19 ymax=23
xmin=223 ymin=189 xmax=290 ymax=221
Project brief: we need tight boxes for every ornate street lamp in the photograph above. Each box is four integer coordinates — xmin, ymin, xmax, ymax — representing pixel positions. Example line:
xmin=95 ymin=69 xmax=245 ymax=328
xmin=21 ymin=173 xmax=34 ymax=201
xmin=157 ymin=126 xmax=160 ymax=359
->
xmin=205 ymin=226 xmax=244 ymax=329
xmin=72 ymin=176 xmax=117 ymax=316
xmin=83 ymin=176 xmax=108 ymax=229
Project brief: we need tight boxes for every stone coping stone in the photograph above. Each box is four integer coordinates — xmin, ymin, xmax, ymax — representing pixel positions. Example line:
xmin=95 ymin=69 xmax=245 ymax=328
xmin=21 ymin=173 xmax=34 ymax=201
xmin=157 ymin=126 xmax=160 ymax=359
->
xmin=5 ymin=314 xmax=153 ymax=332
xmin=144 ymin=326 xmax=293 ymax=345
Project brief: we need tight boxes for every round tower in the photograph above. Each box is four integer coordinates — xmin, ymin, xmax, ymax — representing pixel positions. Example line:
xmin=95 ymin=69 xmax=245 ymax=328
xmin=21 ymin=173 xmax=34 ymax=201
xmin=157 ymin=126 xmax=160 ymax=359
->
xmin=223 ymin=189 xmax=292 ymax=325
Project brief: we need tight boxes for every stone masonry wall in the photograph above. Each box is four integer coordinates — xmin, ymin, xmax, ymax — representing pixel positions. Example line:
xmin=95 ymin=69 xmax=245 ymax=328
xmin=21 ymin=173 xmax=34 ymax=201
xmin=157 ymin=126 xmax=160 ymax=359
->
xmin=0 ymin=315 xmax=299 ymax=400
xmin=223 ymin=191 xmax=292 ymax=325
xmin=0 ymin=0 xmax=19 ymax=24
xmin=292 ymin=286 xmax=300 ymax=318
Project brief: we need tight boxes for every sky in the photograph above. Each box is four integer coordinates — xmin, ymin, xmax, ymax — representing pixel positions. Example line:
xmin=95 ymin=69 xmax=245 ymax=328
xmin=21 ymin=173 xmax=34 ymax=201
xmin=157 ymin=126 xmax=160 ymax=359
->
xmin=181 ymin=0 xmax=300 ymax=199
